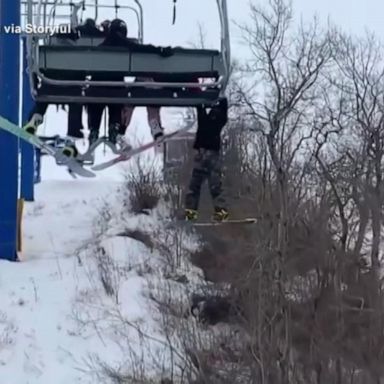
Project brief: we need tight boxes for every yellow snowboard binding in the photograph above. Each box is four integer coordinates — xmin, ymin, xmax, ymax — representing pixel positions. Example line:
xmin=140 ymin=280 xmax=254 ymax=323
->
xmin=23 ymin=113 xmax=43 ymax=135
xmin=62 ymin=144 xmax=78 ymax=158
xmin=185 ymin=209 xmax=198 ymax=221
xmin=212 ymin=207 xmax=229 ymax=222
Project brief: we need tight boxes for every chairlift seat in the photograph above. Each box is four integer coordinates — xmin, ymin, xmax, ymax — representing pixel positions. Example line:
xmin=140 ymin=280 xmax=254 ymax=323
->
xmin=38 ymin=44 xmax=224 ymax=78
xmin=24 ymin=0 xmax=230 ymax=107
xmin=32 ymin=43 xmax=224 ymax=105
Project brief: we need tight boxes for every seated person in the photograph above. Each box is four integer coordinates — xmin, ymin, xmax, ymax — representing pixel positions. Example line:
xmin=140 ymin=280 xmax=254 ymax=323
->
xmin=87 ymin=18 xmax=174 ymax=144
xmin=23 ymin=18 xmax=104 ymax=136
xmin=76 ymin=18 xmax=106 ymax=37
xmin=99 ymin=18 xmax=173 ymax=55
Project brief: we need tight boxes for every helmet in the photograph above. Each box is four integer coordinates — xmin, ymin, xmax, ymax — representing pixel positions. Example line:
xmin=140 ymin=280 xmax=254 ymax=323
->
xmin=109 ymin=18 xmax=127 ymax=37
xmin=84 ymin=18 xmax=96 ymax=28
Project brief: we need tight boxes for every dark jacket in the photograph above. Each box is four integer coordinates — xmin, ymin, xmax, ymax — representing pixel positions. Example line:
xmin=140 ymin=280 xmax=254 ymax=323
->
xmin=93 ymin=34 xmax=173 ymax=81
xmin=194 ymin=98 xmax=228 ymax=151
xmin=76 ymin=18 xmax=105 ymax=37
xmin=54 ymin=20 xmax=105 ymax=40
xmin=99 ymin=33 xmax=173 ymax=56
xmin=76 ymin=25 xmax=105 ymax=37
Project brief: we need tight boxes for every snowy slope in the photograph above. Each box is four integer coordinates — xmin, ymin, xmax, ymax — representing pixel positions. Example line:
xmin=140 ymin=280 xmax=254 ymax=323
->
xmin=0 ymin=107 xmax=201 ymax=383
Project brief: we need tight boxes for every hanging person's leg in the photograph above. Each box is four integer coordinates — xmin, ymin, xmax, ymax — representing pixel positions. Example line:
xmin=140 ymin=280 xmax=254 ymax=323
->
xmin=206 ymin=150 xmax=228 ymax=221
xmin=184 ymin=149 xmax=209 ymax=220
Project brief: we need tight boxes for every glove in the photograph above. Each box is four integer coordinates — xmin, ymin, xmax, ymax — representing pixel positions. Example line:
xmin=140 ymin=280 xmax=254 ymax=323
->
xmin=159 ymin=46 xmax=173 ymax=57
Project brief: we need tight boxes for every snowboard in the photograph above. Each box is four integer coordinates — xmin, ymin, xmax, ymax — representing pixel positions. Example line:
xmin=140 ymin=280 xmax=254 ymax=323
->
xmin=0 ymin=116 xmax=95 ymax=178
xmin=38 ymin=135 xmax=127 ymax=165
xmin=192 ymin=218 xmax=257 ymax=226
xmin=91 ymin=120 xmax=195 ymax=171
xmin=166 ymin=218 xmax=257 ymax=229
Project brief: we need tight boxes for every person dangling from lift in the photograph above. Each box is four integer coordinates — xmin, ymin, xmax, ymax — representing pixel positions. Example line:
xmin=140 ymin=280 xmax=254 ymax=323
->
xmin=184 ymin=97 xmax=229 ymax=222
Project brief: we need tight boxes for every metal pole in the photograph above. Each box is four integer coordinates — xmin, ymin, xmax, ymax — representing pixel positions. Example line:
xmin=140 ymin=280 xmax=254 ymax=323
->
xmin=133 ymin=0 xmax=144 ymax=42
xmin=0 ymin=0 xmax=21 ymax=260
xmin=218 ymin=0 xmax=231 ymax=93
xmin=21 ymin=37 xmax=35 ymax=201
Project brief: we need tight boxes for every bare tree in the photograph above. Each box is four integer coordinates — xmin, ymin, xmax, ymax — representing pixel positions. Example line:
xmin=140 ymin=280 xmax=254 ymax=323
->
xmin=236 ymin=0 xmax=331 ymax=258
xmin=153 ymin=3 xmax=384 ymax=383
xmin=231 ymin=0 xmax=332 ymax=381
xmin=328 ymin=30 xmax=384 ymax=276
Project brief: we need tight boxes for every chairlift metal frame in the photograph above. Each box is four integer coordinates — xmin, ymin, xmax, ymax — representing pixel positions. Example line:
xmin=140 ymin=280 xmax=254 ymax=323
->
xmin=21 ymin=0 xmax=143 ymax=40
xmin=23 ymin=0 xmax=231 ymax=106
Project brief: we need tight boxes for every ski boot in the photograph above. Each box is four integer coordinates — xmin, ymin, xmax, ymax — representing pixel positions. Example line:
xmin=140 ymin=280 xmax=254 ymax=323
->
xmin=150 ymin=120 xmax=164 ymax=141
xmin=212 ymin=207 xmax=229 ymax=222
xmin=23 ymin=113 xmax=43 ymax=135
xmin=185 ymin=209 xmax=198 ymax=221
xmin=116 ymin=134 xmax=132 ymax=153
xmin=150 ymin=120 xmax=165 ymax=154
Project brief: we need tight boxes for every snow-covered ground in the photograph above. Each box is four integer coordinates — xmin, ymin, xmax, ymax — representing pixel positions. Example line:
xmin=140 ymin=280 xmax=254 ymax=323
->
xmin=0 ymin=107 xmax=202 ymax=383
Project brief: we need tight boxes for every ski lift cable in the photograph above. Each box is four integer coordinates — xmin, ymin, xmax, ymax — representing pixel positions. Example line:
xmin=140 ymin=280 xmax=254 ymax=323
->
xmin=172 ymin=0 xmax=176 ymax=25
xmin=114 ymin=0 xmax=119 ymax=18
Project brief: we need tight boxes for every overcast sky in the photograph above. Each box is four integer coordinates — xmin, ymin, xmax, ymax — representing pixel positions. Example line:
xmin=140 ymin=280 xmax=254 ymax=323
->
xmin=41 ymin=0 xmax=384 ymax=142
xmin=75 ymin=0 xmax=384 ymax=58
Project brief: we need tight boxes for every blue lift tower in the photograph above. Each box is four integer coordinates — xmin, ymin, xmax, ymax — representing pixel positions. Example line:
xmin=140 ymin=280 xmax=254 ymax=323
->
xmin=0 ymin=0 xmax=21 ymax=261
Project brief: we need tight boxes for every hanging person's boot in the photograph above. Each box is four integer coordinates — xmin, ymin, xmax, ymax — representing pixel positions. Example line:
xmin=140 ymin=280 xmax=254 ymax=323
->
xmin=23 ymin=113 xmax=43 ymax=135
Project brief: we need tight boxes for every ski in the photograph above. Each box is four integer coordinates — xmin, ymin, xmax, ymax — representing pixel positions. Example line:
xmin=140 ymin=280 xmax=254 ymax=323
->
xmin=91 ymin=120 xmax=195 ymax=171
xmin=0 ymin=116 xmax=96 ymax=178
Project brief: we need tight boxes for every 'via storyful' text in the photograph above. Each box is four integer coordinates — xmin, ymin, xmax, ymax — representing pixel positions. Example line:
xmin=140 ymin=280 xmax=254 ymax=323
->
xmin=2 ymin=23 xmax=72 ymax=36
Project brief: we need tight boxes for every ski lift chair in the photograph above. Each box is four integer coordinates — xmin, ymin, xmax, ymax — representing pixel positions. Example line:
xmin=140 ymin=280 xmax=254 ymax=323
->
xmin=25 ymin=0 xmax=231 ymax=107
